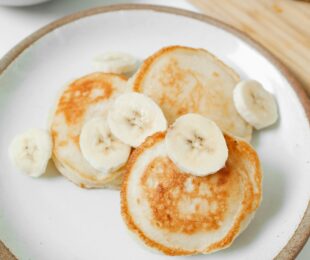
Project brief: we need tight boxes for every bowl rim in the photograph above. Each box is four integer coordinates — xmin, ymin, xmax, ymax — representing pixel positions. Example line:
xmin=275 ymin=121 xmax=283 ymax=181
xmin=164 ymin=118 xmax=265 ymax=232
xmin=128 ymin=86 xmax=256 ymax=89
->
xmin=0 ymin=0 xmax=51 ymax=7
xmin=0 ymin=4 xmax=309 ymax=260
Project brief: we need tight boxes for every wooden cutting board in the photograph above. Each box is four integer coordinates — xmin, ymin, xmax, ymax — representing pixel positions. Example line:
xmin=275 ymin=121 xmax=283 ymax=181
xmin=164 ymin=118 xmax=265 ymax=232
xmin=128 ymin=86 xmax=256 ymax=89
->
xmin=189 ymin=0 xmax=310 ymax=96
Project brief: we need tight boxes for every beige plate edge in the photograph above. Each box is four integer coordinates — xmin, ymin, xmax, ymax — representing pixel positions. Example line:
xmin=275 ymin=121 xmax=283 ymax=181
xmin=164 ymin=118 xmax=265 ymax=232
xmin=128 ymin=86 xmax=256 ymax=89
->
xmin=0 ymin=4 xmax=309 ymax=260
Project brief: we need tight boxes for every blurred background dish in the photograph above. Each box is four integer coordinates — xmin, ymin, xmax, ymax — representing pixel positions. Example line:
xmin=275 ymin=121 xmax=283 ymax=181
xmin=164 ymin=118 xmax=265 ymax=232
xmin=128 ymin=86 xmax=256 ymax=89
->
xmin=0 ymin=0 xmax=51 ymax=6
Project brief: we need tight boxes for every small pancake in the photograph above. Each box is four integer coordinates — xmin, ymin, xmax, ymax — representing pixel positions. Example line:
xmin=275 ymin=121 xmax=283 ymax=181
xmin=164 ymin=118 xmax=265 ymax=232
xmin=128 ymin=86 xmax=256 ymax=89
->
xmin=129 ymin=46 xmax=252 ymax=141
xmin=50 ymin=72 xmax=128 ymax=188
xmin=121 ymin=132 xmax=262 ymax=255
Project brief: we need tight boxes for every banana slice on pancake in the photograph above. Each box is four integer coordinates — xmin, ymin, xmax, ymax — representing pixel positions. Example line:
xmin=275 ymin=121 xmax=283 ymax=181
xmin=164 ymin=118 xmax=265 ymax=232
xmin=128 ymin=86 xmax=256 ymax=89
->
xmin=165 ymin=113 xmax=228 ymax=176
xmin=121 ymin=132 xmax=262 ymax=255
xmin=108 ymin=92 xmax=167 ymax=148
xmin=79 ymin=116 xmax=131 ymax=173
xmin=128 ymin=45 xmax=252 ymax=141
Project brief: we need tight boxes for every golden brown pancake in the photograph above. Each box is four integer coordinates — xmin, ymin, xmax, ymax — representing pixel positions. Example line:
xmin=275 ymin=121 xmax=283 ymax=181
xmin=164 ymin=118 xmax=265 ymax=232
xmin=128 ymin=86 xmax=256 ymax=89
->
xmin=121 ymin=132 xmax=262 ymax=255
xmin=50 ymin=72 xmax=129 ymax=188
xmin=128 ymin=46 xmax=252 ymax=141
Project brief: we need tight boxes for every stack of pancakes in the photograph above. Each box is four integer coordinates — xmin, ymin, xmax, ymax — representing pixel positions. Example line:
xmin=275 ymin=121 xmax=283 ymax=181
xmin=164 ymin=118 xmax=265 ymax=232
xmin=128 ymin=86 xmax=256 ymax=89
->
xmin=50 ymin=73 xmax=128 ymax=188
xmin=49 ymin=46 xmax=262 ymax=255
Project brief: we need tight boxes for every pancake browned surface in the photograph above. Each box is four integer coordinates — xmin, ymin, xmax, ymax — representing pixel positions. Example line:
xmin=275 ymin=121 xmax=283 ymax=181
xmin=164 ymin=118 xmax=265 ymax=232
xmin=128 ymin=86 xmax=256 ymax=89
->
xmin=121 ymin=132 xmax=262 ymax=255
xmin=129 ymin=46 xmax=252 ymax=141
xmin=50 ymin=72 xmax=128 ymax=188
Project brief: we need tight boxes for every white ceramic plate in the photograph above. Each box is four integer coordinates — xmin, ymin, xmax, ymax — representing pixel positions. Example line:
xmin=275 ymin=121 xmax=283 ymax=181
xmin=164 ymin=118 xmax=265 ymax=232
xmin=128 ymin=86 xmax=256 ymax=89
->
xmin=0 ymin=5 xmax=309 ymax=260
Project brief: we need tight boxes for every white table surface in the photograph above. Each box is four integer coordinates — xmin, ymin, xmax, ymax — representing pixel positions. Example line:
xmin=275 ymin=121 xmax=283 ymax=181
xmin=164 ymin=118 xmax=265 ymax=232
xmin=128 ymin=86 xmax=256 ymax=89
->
xmin=0 ymin=0 xmax=308 ymax=259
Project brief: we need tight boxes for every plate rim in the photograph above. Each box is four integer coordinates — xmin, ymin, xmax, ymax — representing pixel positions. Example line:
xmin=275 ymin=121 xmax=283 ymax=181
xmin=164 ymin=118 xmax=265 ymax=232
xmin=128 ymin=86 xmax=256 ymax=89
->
xmin=0 ymin=4 xmax=309 ymax=260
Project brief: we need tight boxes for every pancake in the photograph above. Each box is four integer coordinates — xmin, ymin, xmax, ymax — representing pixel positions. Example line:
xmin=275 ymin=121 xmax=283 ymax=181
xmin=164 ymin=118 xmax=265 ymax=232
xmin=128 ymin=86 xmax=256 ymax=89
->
xmin=50 ymin=72 xmax=128 ymax=188
xmin=128 ymin=46 xmax=252 ymax=141
xmin=121 ymin=132 xmax=262 ymax=255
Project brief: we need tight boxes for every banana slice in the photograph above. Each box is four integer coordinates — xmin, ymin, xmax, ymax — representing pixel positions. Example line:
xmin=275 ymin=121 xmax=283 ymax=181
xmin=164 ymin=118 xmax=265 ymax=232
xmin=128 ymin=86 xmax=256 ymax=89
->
xmin=233 ymin=80 xmax=278 ymax=129
xmin=79 ymin=117 xmax=131 ymax=173
xmin=93 ymin=52 xmax=138 ymax=75
xmin=9 ymin=128 xmax=52 ymax=177
xmin=165 ymin=113 xmax=228 ymax=176
xmin=108 ymin=93 xmax=167 ymax=147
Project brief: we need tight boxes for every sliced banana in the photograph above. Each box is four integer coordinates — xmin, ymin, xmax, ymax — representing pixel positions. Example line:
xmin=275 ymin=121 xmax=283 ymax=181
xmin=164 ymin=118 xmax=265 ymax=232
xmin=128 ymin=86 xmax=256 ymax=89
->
xmin=9 ymin=128 xmax=52 ymax=177
xmin=93 ymin=52 xmax=138 ymax=75
xmin=165 ymin=113 xmax=228 ymax=176
xmin=108 ymin=93 xmax=167 ymax=147
xmin=233 ymin=80 xmax=278 ymax=129
xmin=79 ymin=117 xmax=131 ymax=173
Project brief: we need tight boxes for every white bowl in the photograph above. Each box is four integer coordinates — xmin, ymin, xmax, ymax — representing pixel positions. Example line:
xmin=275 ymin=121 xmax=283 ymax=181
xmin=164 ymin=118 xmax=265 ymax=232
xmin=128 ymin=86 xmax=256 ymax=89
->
xmin=0 ymin=0 xmax=51 ymax=6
